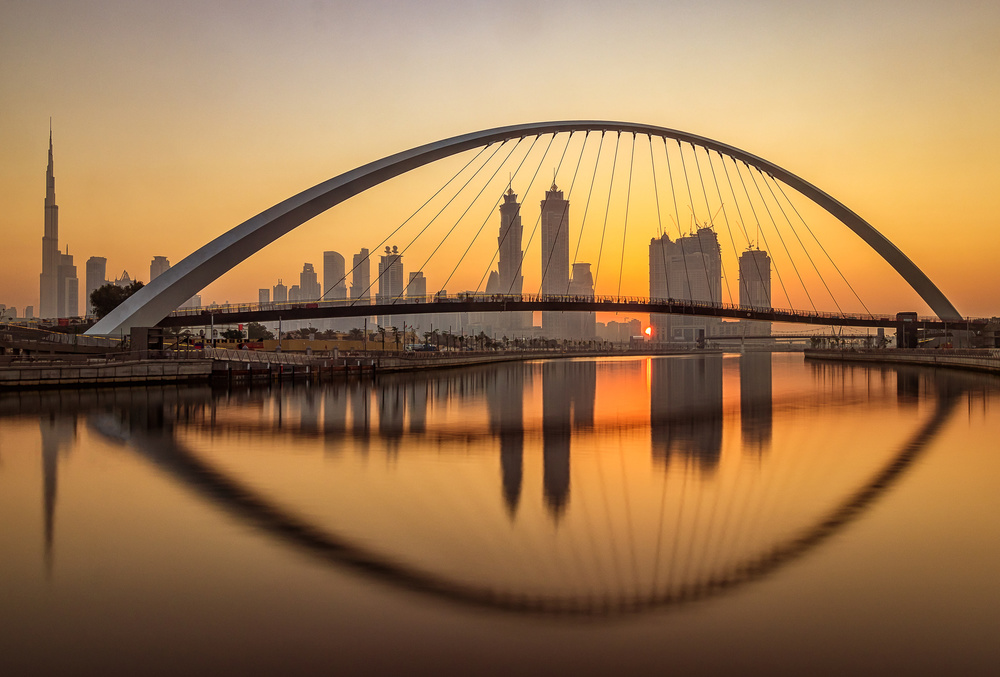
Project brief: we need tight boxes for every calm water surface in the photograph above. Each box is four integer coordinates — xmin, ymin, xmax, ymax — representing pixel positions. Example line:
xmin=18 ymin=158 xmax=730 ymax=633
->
xmin=2 ymin=354 xmax=999 ymax=675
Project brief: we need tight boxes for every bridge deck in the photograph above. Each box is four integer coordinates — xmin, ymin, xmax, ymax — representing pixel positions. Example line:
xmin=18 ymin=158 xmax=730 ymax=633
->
xmin=156 ymin=295 xmax=986 ymax=331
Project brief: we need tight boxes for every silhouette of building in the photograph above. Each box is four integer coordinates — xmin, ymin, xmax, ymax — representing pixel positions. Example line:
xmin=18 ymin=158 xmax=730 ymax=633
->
xmin=738 ymin=247 xmax=772 ymax=336
xmin=273 ymin=279 xmax=288 ymax=303
xmin=57 ymin=248 xmax=78 ymax=317
xmin=351 ymin=248 xmax=371 ymax=300
xmin=258 ymin=288 xmax=270 ymax=304
xmin=85 ymin=256 xmax=107 ymax=315
xmin=150 ymin=256 xmax=170 ymax=281
xmin=40 ymin=127 xmax=60 ymax=318
xmin=566 ymin=262 xmax=596 ymax=339
xmin=493 ymin=188 xmax=531 ymax=334
xmin=114 ymin=270 xmax=134 ymax=288
xmin=323 ymin=251 xmax=347 ymax=300
xmin=540 ymin=183 xmax=570 ymax=339
xmin=649 ymin=227 xmax=722 ymax=344
xmin=378 ymin=246 xmax=403 ymax=329
xmin=297 ymin=263 xmax=321 ymax=301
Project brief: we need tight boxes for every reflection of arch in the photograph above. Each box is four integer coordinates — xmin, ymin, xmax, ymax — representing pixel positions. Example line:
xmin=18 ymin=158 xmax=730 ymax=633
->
xmin=117 ymin=384 xmax=957 ymax=618
xmin=86 ymin=121 xmax=960 ymax=336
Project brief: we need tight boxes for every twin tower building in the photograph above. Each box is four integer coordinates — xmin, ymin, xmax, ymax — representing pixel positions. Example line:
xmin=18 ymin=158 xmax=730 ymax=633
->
xmin=488 ymin=184 xmax=595 ymax=340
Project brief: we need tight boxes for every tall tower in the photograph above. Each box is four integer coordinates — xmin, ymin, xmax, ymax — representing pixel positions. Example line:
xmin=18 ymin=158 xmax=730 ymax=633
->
xmin=323 ymin=251 xmax=347 ymax=300
xmin=299 ymin=263 xmax=321 ymax=301
xmin=150 ymin=256 xmax=171 ymax=281
xmin=40 ymin=126 xmax=60 ymax=318
xmin=498 ymin=188 xmax=524 ymax=296
xmin=540 ymin=183 xmax=570 ymax=338
xmin=739 ymin=247 xmax=772 ymax=336
xmin=377 ymin=246 xmax=404 ymax=301
xmin=85 ymin=256 xmax=108 ymax=315
xmin=57 ymin=249 xmax=78 ymax=318
xmin=648 ymin=227 xmax=722 ymax=343
xmin=377 ymin=246 xmax=404 ymax=329
xmin=351 ymin=248 xmax=371 ymax=300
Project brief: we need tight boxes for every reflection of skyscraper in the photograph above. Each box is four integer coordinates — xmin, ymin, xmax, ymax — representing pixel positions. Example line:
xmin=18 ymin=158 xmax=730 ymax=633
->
xmin=322 ymin=385 xmax=347 ymax=450
xmin=740 ymin=352 xmax=772 ymax=453
xmin=649 ymin=227 xmax=722 ymax=343
xmin=40 ymin=414 xmax=76 ymax=574
xmin=650 ymin=355 xmax=723 ymax=471
xmin=487 ymin=363 xmax=525 ymax=516
xmin=542 ymin=362 xmax=571 ymax=518
xmin=541 ymin=184 xmax=570 ymax=339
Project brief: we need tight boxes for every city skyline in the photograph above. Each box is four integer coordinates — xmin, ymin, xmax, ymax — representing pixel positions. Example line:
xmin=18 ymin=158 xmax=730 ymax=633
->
xmin=2 ymin=2 xmax=998 ymax=318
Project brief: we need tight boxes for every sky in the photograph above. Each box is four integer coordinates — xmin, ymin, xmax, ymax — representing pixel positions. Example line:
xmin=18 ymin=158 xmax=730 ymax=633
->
xmin=2 ymin=0 xmax=999 ymax=318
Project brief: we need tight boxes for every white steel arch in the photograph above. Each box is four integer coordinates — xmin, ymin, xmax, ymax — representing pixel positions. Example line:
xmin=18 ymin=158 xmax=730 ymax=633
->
xmin=86 ymin=121 xmax=961 ymax=336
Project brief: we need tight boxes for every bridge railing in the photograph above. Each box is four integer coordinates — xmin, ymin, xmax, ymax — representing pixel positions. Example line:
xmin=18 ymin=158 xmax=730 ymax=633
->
xmin=163 ymin=293 xmax=973 ymax=326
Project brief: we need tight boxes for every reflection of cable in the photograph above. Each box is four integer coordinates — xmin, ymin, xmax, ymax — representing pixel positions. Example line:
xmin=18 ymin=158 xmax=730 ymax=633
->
xmin=121 ymin=373 xmax=958 ymax=618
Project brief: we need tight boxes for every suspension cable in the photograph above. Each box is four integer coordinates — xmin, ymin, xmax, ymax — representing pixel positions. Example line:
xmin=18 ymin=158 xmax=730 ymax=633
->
xmin=333 ymin=142 xmax=494 ymax=304
xmin=756 ymin=169 xmax=842 ymax=315
xmin=616 ymin=134 xmax=636 ymax=298
xmin=745 ymin=163 xmax=817 ymax=312
xmin=731 ymin=157 xmax=794 ymax=310
xmin=648 ymin=135 xmax=671 ymax=300
xmin=771 ymin=179 xmax=873 ymax=317
xmin=437 ymin=135 xmax=537 ymax=294
xmin=692 ymin=145 xmax=731 ymax=305
xmin=592 ymin=132 xmax=622 ymax=290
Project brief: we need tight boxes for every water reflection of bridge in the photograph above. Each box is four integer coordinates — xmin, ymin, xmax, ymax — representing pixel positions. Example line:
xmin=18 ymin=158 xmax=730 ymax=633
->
xmin=16 ymin=357 xmax=991 ymax=617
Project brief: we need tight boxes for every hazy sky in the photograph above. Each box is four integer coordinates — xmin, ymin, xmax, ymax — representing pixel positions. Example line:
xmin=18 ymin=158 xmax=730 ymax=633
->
xmin=2 ymin=0 xmax=998 ymax=317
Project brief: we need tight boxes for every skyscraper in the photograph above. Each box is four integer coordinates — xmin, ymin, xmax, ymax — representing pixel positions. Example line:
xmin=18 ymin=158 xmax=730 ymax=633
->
xmin=377 ymin=246 xmax=404 ymax=301
xmin=498 ymin=188 xmax=524 ymax=296
xmin=540 ymin=183 xmax=570 ymax=338
xmin=377 ymin=246 xmax=403 ymax=329
xmin=739 ymin=247 xmax=772 ymax=336
xmin=57 ymin=249 xmax=78 ymax=317
xmin=323 ymin=251 xmax=347 ymax=300
xmin=351 ymin=248 xmax=371 ymax=300
xmin=649 ymin=227 xmax=722 ymax=343
xmin=273 ymin=279 xmax=288 ymax=303
xmin=85 ymin=256 xmax=107 ymax=315
xmin=258 ymin=288 xmax=270 ymax=304
xmin=40 ymin=127 xmax=60 ymax=318
xmin=150 ymin=256 xmax=170 ymax=281
xmin=298 ymin=263 xmax=321 ymax=301
xmin=567 ymin=262 xmax=596 ymax=338
xmin=494 ymin=188 xmax=530 ymax=333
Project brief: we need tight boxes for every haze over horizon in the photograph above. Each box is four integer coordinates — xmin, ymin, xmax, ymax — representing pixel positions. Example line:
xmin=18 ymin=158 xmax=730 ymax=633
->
xmin=3 ymin=0 xmax=998 ymax=318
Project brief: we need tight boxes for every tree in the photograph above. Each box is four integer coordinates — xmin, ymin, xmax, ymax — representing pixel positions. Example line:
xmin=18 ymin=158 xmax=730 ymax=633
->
xmin=90 ymin=281 xmax=144 ymax=319
xmin=247 ymin=322 xmax=274 ymax=340
xmin=220 ymin=329 xmax=243 ymax=341
xmin=348 ymin=327 xmax=364 ymax=341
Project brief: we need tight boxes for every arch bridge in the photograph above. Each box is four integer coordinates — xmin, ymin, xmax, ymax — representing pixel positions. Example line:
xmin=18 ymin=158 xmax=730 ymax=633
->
xmin=87 ymin=121 xmax=966 ymax=337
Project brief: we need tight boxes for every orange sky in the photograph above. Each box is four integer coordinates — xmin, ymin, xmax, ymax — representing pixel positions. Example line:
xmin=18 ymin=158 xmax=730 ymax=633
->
xmin=2 ymin=1 xmax=999 ymax=318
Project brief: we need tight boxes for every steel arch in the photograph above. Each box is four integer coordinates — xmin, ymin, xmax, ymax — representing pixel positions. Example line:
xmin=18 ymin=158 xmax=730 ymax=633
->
xmin=86 ymin=121 xmax=961 ymax=336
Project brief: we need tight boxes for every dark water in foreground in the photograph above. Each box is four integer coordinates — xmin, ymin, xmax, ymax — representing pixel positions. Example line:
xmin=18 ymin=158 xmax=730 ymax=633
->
xmin=2 ymin=353 xmax=999 ymax=676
